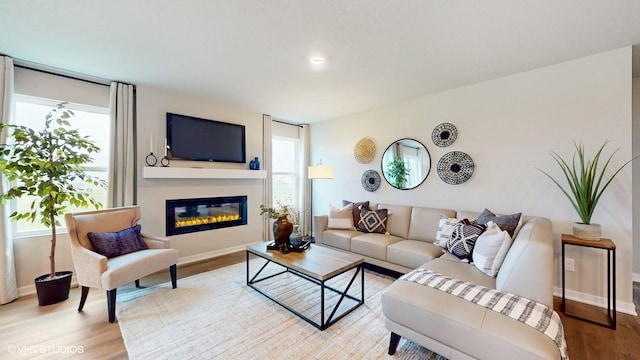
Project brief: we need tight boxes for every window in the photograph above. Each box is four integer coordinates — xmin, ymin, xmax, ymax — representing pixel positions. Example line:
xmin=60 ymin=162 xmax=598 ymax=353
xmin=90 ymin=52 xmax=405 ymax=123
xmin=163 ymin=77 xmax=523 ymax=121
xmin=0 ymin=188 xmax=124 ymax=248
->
xmin=272 ymin=136 xmax=300 ymax=210
xmin=9 ymin=95 xmax=111 ymax=236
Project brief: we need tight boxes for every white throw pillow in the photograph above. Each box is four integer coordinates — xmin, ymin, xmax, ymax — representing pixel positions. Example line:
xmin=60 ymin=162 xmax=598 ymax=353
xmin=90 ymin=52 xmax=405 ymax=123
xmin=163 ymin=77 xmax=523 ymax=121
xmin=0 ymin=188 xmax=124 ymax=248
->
xmin=327 ymin=203 xmax=355 ymax=230
xmin=472 ymin=221 xmax=513 ymax=277
xmin=435 ymin=215 xmax=459 ymax=247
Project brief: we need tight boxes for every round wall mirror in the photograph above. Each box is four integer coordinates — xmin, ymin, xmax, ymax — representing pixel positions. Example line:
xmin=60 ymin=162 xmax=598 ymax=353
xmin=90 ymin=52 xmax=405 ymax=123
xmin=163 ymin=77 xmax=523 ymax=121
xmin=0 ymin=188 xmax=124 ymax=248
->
xmin=381 ymin=138 xmax=431 ymax=190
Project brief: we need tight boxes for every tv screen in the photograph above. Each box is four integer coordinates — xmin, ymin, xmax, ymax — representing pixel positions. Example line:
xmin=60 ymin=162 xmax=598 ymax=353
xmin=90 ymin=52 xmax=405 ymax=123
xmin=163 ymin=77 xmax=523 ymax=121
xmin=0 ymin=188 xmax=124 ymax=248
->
xmin=166 ymin=113 xmax=246 ymax=163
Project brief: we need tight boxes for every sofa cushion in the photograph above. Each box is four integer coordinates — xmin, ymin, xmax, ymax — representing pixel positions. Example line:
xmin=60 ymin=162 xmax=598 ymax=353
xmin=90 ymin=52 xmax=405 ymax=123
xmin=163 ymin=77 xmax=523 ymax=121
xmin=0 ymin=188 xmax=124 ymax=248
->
xmin=351 ymin=232 xmax=403 ymax=261
xmin=496 ymin=217 xmax=554 ymax=307
xmin=446 ymin=220 xmax=486 ymax=262
xmin=377 ymin=203 xmax=412 ymax=238
xmin=357 ymin=207 xmax=388 ymax=234
xmin=88 ymin=224 xmax=148 ymax=258
xmin=342 ymin=200 xmax=369 ymax=229
xmin=327 ymin=203 xmax=354 ymax=230
xmin=382 ymin=280 xmax=561 ymax=360
xmin=321 ymin=229 xmax=361 ymax=251
xmin=387 ymin=240 xmax=445 ymax=269
xmin=419 ymin=257 xmax=496 ymax=289
xmin=102 ymin=248 xmax=178 ymax=290
xmin=473 ymin=221 xmax=513 ymax=277
xmin=408 ymin=207 xmax=456 ymax=242
xmin=477 ymin=208 xmax=522 ymax=237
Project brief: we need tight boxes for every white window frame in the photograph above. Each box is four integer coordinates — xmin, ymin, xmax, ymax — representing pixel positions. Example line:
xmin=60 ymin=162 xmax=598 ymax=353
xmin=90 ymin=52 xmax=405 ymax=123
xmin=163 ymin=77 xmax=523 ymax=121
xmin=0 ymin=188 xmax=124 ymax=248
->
xmin=272 ymin=135 xmax=302 ymax=214
xmin=9 ymin=94 xmax=111 ymax=238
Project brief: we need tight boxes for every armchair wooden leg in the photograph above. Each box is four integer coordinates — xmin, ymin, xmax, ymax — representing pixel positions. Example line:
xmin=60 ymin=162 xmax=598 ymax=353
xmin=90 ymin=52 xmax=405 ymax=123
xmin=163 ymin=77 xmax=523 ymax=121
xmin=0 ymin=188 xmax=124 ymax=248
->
xmin=170 ymin=264 xmax=177 ymax=289
xmin=78 ymin=286 xmax=90 ymax=311
xmin=107 ymin=289 xmax=117 ymax=323
xmin=135 ymin=279 xmax=140 ymax=288
xmin=388 ymin=332 xmax=401 ymax=355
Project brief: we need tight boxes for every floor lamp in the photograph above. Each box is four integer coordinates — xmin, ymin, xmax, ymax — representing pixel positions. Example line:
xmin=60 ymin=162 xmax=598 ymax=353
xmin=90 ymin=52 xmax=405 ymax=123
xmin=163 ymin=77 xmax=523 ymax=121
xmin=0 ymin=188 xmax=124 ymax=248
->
xmin=308 ymin=163 xmax=334 ymax=242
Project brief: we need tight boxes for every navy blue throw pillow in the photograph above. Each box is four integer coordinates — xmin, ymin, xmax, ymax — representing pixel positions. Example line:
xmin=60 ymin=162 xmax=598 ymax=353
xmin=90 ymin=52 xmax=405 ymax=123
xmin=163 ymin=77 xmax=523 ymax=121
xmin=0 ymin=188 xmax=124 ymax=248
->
xmin=88 ymin=224 xmax=147 ymax=258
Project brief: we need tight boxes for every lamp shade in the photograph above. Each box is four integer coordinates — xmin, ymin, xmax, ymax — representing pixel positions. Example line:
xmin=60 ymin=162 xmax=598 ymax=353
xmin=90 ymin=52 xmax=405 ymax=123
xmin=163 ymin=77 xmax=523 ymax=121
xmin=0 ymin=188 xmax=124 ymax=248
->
xmin=308 ymin=165 xmax=334 ymax=179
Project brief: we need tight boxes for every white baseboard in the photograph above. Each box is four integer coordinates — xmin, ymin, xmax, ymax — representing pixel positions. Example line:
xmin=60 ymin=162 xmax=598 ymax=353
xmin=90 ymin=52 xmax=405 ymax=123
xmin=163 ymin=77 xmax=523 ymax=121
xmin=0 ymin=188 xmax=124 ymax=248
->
xmin=177 ymin=242 xmax=258 ymax=266
xmin=18 ymin=277 xmax=79 ymax=298
xmin=553 ymin=286 xmax=637 ymax=316
xmin=17 ymin=243 xmax=258 ymax=299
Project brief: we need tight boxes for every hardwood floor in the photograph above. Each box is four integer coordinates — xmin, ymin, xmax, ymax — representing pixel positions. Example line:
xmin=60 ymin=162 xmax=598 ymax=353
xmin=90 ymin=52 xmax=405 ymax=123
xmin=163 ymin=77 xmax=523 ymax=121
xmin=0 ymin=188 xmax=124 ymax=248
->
xmin=1 ymin=252 xmax=638 ymax=359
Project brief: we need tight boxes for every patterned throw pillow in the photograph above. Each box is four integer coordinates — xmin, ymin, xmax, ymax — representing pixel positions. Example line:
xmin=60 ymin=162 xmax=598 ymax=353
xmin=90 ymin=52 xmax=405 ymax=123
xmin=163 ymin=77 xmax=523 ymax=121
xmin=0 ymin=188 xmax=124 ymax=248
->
xmin=476 ymin=208 xmax=522 ymax=237
xmin=342 ymin=200 xmax=370 ymax=229
xmin=472 ymin=221 xmax=513 ymax=277
xmin=357 ymin=207 xmax=388 ymax=234
xmin=446 ymin=219 xmax=486 ymax=262
xmin=435 ymin=215 xmax=460 ymax=247
xmin=88 ymin=224 xmax=148 ymax=258
xmin=327 ymin=203 xmax=355 ymax=229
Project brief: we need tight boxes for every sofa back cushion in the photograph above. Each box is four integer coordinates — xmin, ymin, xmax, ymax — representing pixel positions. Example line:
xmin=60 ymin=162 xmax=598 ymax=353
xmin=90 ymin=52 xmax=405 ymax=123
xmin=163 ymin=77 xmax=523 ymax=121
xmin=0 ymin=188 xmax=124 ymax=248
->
xmin=496 ymin=217 xmax=553 ymax=307
xmin=455 ymin=210 xmax=480 ymax=220
xmin=377 ymin=203 xmax=412 ymax=238
xmin=408 ymin=207 xmax=456 ymax=242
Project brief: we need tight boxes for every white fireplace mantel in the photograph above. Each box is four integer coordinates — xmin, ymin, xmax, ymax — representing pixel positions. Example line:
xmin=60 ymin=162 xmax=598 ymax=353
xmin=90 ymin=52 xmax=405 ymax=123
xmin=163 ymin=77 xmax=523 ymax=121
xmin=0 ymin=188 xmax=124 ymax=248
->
xmin=142 ymin=166 xmax=266 ymax=179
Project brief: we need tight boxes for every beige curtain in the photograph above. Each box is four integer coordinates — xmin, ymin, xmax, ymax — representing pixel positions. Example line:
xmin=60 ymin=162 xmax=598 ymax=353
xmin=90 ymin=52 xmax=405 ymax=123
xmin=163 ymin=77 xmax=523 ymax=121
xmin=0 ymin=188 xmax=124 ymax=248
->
xmin=0 ymin=56 xmax=18 ymax=304
xmin=108 ymin=82 xmax=136 ymax=207
xmin=262 ymin=114 xmax=273 ymax=241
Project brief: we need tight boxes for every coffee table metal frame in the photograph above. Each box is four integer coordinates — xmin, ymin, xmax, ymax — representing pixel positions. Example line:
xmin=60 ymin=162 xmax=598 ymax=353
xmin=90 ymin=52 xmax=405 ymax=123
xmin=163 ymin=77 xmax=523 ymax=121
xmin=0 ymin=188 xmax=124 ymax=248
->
xmin=246 ymin=248 xmax=364 ymax=330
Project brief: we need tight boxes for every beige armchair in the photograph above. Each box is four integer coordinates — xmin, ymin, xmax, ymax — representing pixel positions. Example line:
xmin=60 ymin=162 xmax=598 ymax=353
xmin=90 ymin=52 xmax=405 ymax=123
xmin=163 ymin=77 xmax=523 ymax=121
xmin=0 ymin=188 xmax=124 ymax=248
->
xmin=65 ymin=206 xmax=178 ymax=323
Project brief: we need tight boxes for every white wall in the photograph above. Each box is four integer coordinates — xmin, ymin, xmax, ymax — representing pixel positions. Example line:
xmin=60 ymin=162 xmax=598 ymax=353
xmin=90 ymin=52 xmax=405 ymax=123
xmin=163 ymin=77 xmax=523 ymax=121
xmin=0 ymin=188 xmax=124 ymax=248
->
xmin=310 ymin=47 xmax=635 ymax=313
xmin=136 ymin=86 xmax=265 ymax=263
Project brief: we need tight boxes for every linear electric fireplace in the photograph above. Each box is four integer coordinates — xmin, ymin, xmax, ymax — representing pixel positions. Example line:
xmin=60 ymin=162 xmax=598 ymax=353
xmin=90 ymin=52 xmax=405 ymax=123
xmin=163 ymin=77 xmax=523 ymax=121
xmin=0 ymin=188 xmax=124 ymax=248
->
xmin=166 ymin=196 xmax=247 ymax=236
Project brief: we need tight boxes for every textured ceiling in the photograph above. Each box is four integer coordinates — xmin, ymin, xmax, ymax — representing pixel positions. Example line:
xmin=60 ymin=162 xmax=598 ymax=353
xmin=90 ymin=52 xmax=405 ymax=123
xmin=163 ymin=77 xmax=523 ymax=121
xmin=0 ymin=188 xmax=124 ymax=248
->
xmin=1 ymin=1 xmax=640 ymax=123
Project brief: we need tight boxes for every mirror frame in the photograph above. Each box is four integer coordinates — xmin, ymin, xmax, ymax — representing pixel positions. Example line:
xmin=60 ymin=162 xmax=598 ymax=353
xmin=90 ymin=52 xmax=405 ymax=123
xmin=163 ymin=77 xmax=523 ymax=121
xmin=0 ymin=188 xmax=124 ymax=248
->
xmin=381 ymin=138 xmax=431 ymax=190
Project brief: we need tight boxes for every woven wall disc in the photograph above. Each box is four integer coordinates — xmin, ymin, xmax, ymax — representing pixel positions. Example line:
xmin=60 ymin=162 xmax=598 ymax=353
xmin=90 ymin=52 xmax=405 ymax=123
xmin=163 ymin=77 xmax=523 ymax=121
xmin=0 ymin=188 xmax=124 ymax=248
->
xmin=361 ymin=169 xmax=381 ymax=192
xmin=431 ymin=123 xmax=458 ymax=147
xmin=354 ymin=137 xmax=376 ymax=164
xmin=437 ymin=151 xmax=474 ymax=185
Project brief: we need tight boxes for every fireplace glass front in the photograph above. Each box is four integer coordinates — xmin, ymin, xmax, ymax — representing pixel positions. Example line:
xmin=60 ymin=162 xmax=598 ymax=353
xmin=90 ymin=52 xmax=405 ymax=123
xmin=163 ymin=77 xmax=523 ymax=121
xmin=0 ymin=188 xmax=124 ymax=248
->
xmin=166 ymin=196 xmax=247 ymax=236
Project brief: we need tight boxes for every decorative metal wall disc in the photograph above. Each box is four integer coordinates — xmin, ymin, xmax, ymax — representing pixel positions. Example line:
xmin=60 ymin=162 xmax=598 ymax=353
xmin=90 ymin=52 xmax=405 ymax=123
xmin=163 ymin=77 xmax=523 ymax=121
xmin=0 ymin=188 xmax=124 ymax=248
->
xmin=437 ymin=151 xmax=474 ymax=185
xmin=361 ymin=169 xmax=381 ymax=192
xmin=354 ymin=137 xmax=376 ymax=163
xmin=431 ymin=123 xmax=458 ymax=147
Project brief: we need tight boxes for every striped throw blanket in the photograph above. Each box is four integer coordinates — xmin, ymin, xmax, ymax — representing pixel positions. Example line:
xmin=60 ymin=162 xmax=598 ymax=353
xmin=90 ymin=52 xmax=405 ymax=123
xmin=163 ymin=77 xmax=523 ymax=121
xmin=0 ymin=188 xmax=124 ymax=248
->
xmin=400 ymin=269 xmax=569 ymax=360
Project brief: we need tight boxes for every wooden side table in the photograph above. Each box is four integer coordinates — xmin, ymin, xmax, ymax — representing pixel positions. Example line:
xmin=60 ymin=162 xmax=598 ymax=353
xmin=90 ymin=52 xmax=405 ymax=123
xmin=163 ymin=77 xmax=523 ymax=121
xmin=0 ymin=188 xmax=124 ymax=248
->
xmin=561 ymin=234 xmax=616 ymax=329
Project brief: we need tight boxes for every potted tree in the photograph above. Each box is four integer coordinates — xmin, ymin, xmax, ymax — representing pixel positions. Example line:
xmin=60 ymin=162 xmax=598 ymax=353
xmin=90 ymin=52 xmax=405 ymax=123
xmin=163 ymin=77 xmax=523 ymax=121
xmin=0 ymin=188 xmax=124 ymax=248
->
xmin=538 ymin=141 xmax=635 ymax=240
xmin=0 ymin=102 xmax=106 ymax=305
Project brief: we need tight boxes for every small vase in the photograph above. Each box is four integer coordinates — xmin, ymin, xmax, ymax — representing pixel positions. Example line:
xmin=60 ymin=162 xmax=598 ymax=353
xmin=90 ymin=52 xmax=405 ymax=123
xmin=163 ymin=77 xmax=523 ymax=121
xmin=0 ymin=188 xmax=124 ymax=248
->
xmin=573 ymin=222 xmax=602 ymax=241
xmin=289 ymin=225 xmax=303 ymax=248
xmin=272 ymin=216 xmax=293 ymax=250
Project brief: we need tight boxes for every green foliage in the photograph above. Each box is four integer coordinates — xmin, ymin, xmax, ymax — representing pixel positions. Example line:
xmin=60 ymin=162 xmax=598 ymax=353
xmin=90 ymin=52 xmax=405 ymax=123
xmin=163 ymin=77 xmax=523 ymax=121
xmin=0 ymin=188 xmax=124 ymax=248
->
xmin=538 ymin=141 xmax=635 ymax=225
xmin=0 ymin=102 xmax=107 ymax=278
xmin=259 ymin=204 xmax=290 ymax=220
xmin=386 ymin=156 xmax=410 ymax=188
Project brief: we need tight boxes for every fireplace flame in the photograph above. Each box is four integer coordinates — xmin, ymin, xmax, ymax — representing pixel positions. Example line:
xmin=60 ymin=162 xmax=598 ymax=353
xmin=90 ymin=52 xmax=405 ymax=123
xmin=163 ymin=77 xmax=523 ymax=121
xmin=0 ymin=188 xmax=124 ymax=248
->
xmin=175 ymin=214 xmax=241 ymax=228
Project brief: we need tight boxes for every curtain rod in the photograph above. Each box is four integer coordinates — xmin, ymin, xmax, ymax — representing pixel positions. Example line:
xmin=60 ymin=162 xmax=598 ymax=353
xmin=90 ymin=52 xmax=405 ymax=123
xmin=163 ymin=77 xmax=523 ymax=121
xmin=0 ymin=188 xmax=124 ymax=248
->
xmin=14 ymin=63 xmax=114 ymax=87
xmin=273 ymin=119 xmax=303 ymax=128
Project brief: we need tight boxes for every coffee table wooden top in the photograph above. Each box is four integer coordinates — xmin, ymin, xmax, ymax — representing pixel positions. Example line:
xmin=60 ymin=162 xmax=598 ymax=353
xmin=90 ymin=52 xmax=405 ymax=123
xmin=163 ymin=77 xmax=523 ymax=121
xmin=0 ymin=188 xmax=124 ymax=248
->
xmin=246 ymin=243 xmax=364 ymax=281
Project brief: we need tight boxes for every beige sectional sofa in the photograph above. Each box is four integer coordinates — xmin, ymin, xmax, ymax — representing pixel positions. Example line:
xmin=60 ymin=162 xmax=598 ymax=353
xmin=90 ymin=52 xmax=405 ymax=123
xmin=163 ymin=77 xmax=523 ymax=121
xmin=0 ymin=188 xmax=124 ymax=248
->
xmin=313 ymin=203 xmax=560 ymax=360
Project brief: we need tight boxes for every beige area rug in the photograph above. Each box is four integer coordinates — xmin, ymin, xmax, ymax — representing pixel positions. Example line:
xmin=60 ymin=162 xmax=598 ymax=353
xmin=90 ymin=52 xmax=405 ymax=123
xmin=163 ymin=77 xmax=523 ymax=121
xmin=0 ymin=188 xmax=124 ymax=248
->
xmin=117 ymin=259 xmax=446 ymax=360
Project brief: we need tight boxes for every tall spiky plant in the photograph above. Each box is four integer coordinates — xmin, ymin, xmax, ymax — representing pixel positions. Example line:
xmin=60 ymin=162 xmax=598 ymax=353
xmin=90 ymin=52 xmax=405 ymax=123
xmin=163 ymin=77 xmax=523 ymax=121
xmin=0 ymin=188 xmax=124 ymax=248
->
xmin=0 ymin=102 xmax=106 ymax=279
xmin=538 ymin=141 xmax=634 ymax=224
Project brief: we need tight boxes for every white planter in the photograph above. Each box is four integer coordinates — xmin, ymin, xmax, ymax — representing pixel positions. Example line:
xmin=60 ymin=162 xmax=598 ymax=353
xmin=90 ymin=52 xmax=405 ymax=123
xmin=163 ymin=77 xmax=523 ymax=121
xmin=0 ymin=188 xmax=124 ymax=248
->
xmin=572 ymin=223 xmax=602 ymax=241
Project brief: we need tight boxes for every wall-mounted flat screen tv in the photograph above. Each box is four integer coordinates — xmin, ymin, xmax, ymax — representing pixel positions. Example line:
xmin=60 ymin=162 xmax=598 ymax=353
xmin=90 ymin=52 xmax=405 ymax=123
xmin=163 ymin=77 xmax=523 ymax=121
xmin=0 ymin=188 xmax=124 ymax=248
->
xmin=166 ymin=112 xmax=246 ymax=163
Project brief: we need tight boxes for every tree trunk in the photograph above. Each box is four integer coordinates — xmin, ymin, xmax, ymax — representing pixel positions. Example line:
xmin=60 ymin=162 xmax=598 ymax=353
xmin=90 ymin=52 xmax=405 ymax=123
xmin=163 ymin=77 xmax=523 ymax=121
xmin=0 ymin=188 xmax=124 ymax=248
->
xmin=49 ymin=213 xmax=56 ymax=279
